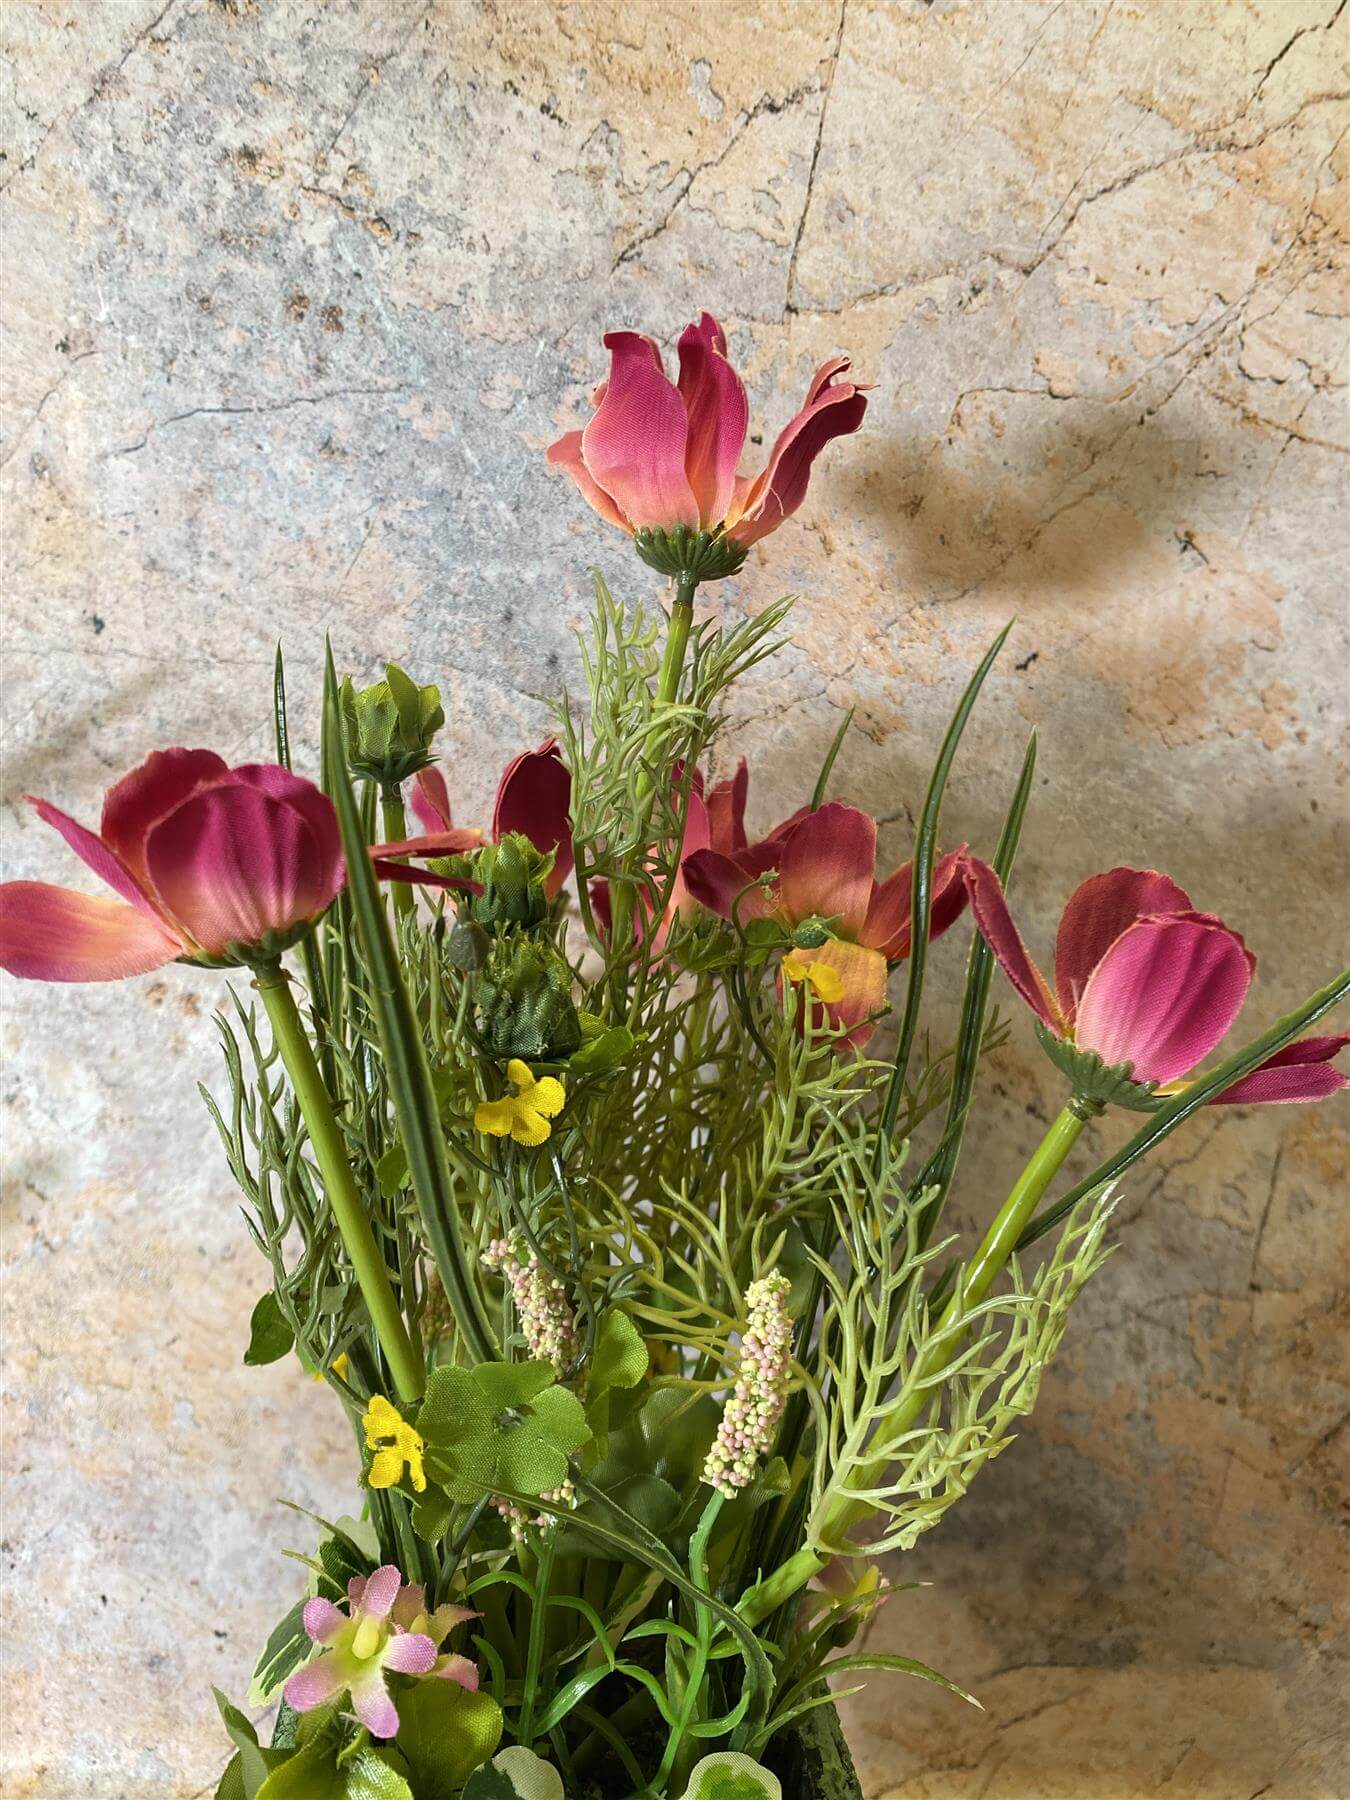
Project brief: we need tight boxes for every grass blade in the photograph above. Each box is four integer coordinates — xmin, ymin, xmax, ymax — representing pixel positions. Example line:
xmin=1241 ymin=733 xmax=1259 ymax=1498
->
xmin=879 ymin=621 xmax=1013 ymax=1141
xmin=321 ymin=640 xmax=497 ymax=1365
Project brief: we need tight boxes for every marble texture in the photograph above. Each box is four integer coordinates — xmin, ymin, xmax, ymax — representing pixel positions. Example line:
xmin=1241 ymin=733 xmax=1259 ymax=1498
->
xmin=1 ymin=1 xmax=1347 ymax=1794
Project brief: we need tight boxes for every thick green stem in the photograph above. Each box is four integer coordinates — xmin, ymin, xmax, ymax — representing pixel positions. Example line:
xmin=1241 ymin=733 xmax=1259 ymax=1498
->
xmin=738 ymin=1104 xmax=1088 ymax=1628
xmin=256 ymin=965 xmax=424 ymax=1402
xmin=381 ymin=786 xmax=414 ymax=920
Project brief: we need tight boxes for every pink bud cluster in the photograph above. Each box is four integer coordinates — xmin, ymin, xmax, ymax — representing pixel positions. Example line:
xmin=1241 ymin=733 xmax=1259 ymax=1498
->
xmin=481 ymin=1237 xmax=578 ymax=1373
xmin=702 ymin=1271 xmax=793 ymax=1498
xmin=492 ymin=1478 xmax=576 ymax=1541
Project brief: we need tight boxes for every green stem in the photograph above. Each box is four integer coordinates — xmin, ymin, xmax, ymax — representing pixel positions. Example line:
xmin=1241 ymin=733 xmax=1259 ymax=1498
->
xmin=255 ymin=965 xmax=424 ymax=1402
xmin=381 ymin=786 xmax=413 ymax=920
xmin=658 ymin=1489 xmax=724 ymax=1791
xmin=517 ymin=1523 xmax=556 ymax=1748
xmin=737 ymin=1104 xmax=1089 ymax=1629
xmin=608 ymin=573 xmax=698 ymax=976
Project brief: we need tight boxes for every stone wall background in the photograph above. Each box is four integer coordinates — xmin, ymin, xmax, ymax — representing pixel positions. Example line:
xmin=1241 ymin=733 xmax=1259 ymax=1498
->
xmin=2 ymin=2 xmax=1346 ymax=1795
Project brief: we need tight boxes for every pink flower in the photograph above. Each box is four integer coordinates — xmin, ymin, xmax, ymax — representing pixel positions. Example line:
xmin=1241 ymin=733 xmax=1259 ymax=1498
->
xmin=400 ymin=739 xmax=573 ymax=899
xmin=0 ymin=750 xmax=346 ymax=983
xmin=963 ymin=858 xmax=1348 ymax=1102
xmin=546 ymin=312 xmax=868 ymax=546
xmin=284 ymin=1565 xmax=477 ymax=1740
xmin=684 ymin=801 xmax=967 ymax=1048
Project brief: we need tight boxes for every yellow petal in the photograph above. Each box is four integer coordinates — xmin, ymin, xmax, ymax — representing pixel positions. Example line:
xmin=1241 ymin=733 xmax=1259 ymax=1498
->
xmin=505 ymin=1058 xmax=535 ymax=1091
xmin=368 ymin=1446 xmax=403 ymax=1489
xmin=806 ymin=960 xmax=844 ymax=1003
xmin=475 ymin=1096 xmax=517 ymax=1138
xmin=363 ymin=1394 xmax=399 ymax=1447
xmin=511 ymin=1106 xmax=553 ymax=1148
xmin=782 ymin=950 xmax=811 ymax=984
xmin=529 ymin=1075 xmax=566 ymax=1118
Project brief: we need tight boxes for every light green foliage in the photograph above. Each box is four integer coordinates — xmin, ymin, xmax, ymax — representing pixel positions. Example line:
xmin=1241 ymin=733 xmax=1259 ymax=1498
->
xmin=417 ymin=1362 xmax=591 ymax=1502
xmin=677 ymin=1752 xmax=781 ymax=1799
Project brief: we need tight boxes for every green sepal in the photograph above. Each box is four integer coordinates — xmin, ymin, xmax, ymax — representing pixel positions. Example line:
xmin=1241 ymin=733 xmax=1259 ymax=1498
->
xmin=1034 ymin=1023 xmax=1161 ymax=1113
xmin=459 ymin=834 xmax=555 ymax=930
xmin=243 ymin=1292 xmax=294 ymax=1367
xmin=633 ymin=525 xmax=748 ymax=584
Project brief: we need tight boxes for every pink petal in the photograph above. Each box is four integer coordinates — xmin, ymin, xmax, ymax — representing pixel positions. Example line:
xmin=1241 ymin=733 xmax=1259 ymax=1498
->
xmin=390 ymin=1583 xmax=425 ymax=1632
xmin=283 ymin=1655 xmax=346 ymax=1714
xmin=706 ymin=759 xmax=749 ymax=856
xmin=860 ymin=846 xmax=967 ymax=960
xmin=435 ymin=1653 xmax=480 ymax=1691
xmin=1074 ymin=911 xmax=1254 ymax=1084
xmin=1054 ymin=867 xmax=1193 ymax=1021
xmin=493 ymin=739 xmax=574 ymax=897
xmin=411 ymin=768 xmax=454 ymax=833
xmin=0 ymin=882 xmax=181 ymax=982
xmin=359 ymin=1565 xmax=403 ymax=1620
xmin=224 ymin=768 xmax=344 ymax=900
xmin=302 ymin=1597 xmax=348 ymax=1646
xmin=349 ymin=1672 xmax=400 ymax=1740
xmin=546 ymin=427 xmax=632 ymax=532
xmin=680 ymin=848 xmax=776 ymax=923
xmin=962 ymin=857 xmax=1061 ymax=1031
xmin=778 ymin=803 xmax=876 ymax=938
xmin=347 ymin=1577 xmax=366 ymax=1609
xmin=382 ymin=1631 xmax=437 ymax=1675
xmin=676 ymin=312 xmax=748 ymax=528
xmin=580 ymin=332 xmax=699 ymax=533
xmin=427 ymin=1603 xmax=479 ymax=1642
xmin=727 ymin=366 xmax=868 ymax=548
xmin=28 ymin=798 xmax=159 ymax=916
xmin=144 ymin=785 xmax=333 ymax=954
xmin=1209 ymin=1034 xmax=1349 ymax=1106
xmin=99 ymin=749 xmax=229 ymax=888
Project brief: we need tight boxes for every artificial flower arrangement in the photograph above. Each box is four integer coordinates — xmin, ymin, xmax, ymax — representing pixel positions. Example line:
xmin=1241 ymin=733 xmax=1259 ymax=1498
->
xmin=3 ymin=309 xmax=1346 ymax=1800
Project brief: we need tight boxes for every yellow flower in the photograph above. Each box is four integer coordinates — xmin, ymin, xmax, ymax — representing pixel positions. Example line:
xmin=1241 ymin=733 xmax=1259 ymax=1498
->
xmin=311 ymin=1352 xmax=349 ymax=1384
xmin=362 ymin=1393 xmax=427 ymax=1493
xmin=782 ymin=950 xmax=845 ymax=1004
xmin=474 ymin=1058 xmax=566 ymax=1147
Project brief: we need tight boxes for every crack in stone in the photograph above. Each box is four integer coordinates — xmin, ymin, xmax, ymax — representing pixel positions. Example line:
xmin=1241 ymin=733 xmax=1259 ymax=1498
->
xmin=610 ymin=79 xmax=822 ymax=271
xmin=107 ymin=386 xmax=411 ymax=456
xmin=0 ymin=0 xmax=181 ymax=195
xmin=783 ymin=0 xmax=849 ymax=315
xmin=0 ymin=351 xmax=98 ymax=471
xmin=317 ymin=2 xmax=432 ymax=170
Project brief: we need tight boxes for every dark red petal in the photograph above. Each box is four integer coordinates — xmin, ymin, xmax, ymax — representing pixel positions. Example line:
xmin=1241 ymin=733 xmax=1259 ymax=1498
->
xmin=962 ymin=856 xmax=1061 ymax=1030
xmin=493 ymin=739 xmax=573 ymax=898
xmin=100 ymin=749 xmax=229 ymax=887
xmin=1208 ymin=1034 xmax=1349 ymax=1105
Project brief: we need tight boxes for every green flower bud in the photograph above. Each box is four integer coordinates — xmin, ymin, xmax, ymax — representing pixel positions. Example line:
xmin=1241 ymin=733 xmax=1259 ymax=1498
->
xmin=340 ymin=662 xmax=445 ymax=787
xmin=445 ymin=918 xmax=491 ymax=972
xmin=461 ymin=833 xmax=555 ymax=931
xmin=792 ymin=916 xmax=832 ymax=950
xmin=477 ymin=939 xmax=581 ymax=1062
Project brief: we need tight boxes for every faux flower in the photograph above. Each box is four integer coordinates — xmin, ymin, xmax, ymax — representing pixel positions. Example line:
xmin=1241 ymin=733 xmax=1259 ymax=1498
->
xmin=482 ymin=1237 xmax=578 ymax=1373
xmin=475 ymin=1059 xmax=566 ymax=1146
xmin=363 ymin=1394 xmax=428 ymax=1493
xmin=546 ymin=312 xmax=868 ymax=553
xmin=417 ymin=1360 xmax=591 ymax=1504
xmin=283 ymin=1564 xmax=438 ymax=1739
xmin=703 ymin=1271 xmax=793 ymax=1498
xmin=684 ymin=801 xmax=967 ymax=1047
xmin=0 ymin=750 xmax=345 ymax=982
xmin=406 ymin=739 xmax=573 ymax=899
xmin=963 ymin=859 xmax=1349 ymax=1101
xmin=0 ymin=748 xmax=469 ymax=984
